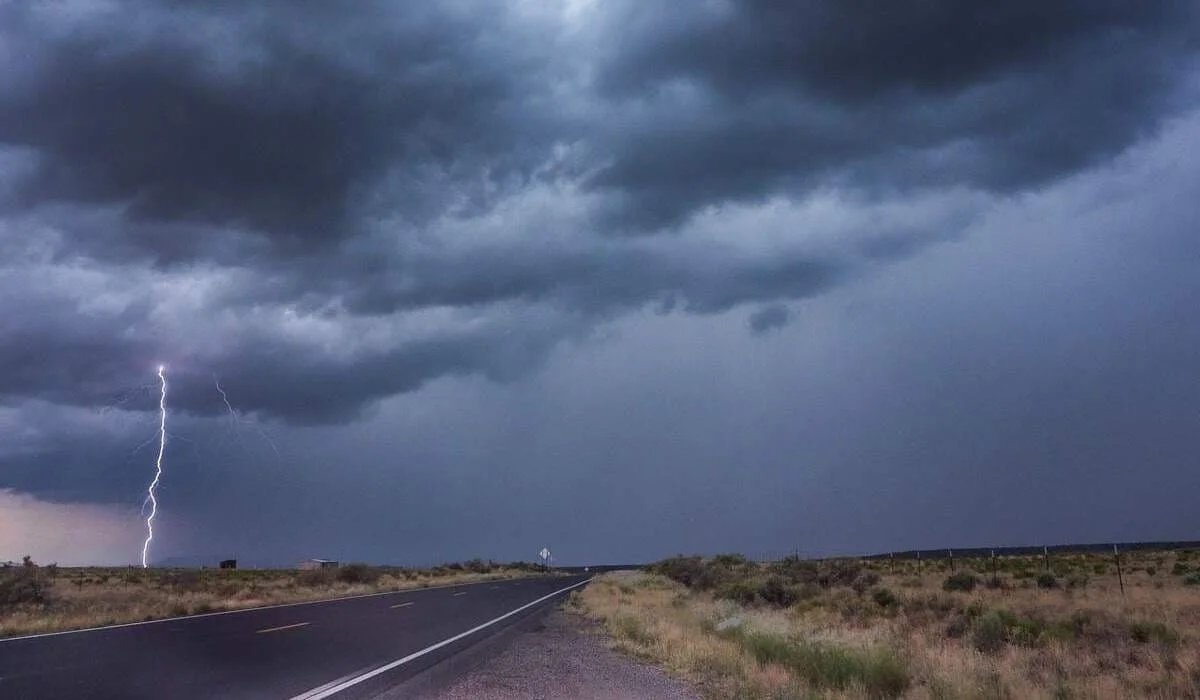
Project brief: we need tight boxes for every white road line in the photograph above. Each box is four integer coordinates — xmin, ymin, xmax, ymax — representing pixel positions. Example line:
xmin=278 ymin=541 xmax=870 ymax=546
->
xmin=288 ymin=578 xmax=593 ymax=700
xmin=452 ymin=592 xmax=467 ymax=597
xmin=256 ymin=622 xmax=310 ymax=634
xmin=288 ymin=667 xmax=374 ymax=700
xmin=0 ymin=576 xmax=541 ymax=643
xmin=390 ymin=602 xmax=414 ymax=609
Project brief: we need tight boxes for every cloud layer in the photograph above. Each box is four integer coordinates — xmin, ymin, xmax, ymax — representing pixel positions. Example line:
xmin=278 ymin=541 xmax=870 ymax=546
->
xmin=3 ymin=1 xmax=1194 ymax=427
xmin=2 ymin=1 xmax=1199 ymax=563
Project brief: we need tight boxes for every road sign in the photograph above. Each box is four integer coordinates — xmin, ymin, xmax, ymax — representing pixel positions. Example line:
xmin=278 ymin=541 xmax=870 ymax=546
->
xmin=539 ymin=547 xmax=551 ymax=561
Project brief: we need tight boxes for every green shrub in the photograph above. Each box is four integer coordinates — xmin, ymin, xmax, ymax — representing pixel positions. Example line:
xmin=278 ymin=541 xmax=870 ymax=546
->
xmin=715 ymin=579 xmax=760 ymax=606
xmin=651 ymin=556 xmax=712 ymax=589
xmin=711 ymin=553 xmax=752 ymax=568
xmin=942 ymin=572 xmax=978 ymax=592
xmin=1171 ymin=562 xmax=1189 ymax=576
xmin=337 ymin=563 xmax=382 ymax=584
xmin=872 ymin=587 xmax=898 ymax=608
xmin=972 ymin=611 xmax=1010 ymax=653
xmin=705 ymin=555 xmax=759 ymax=589
xmin=1009 ymin=615 xmax=1047 ymax=647
xmin=769 ymin=555 xmax=820 ymax=584
xmin=1145 ymin=566 xmax=1157 ymax=577
xmin=971 ymin=608 xmax=1093 ymax=650
xmin=1130 ymin=621 xmax=1180 ymax=647
xmin=1036 ymin=573 xmax=1059 ymax=589
xmin=757 ymin=575 xmax=801 ymax=607
xmin=297 ymin=567 xmax=336 ymax=586
xmin=462 ymin=558 xmax=492 ymax=574
xmin=0 ymin=560 xmax=53 ymax=608
xmin=902 ymin=591 xmax=961 ymax=617
xmin=817 ymin=559 xmax=865 ymax=588
xmin=1184 ymin=573 xmax=1200 ymax=586
xmin=1065 ymin=574 xmax=1089 ymax=590
xmin=648 ymin=552 xmax=739 ymax=590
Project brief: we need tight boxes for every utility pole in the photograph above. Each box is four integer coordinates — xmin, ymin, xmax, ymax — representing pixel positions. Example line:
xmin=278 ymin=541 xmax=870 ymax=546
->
xmin=1114 ymin=545 xmax=1125 ymax=597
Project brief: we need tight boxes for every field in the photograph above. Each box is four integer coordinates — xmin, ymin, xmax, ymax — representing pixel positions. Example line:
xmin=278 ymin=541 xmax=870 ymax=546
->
xmin=570 ymin=550 xmax=1200 ymax=699
xmin=0 ymin=558 xmax=547 ymax=638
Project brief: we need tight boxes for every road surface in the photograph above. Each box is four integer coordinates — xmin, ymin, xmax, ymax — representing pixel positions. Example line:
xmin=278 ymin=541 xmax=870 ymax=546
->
xmin=0 ymin=575 xmax=590 ymax=699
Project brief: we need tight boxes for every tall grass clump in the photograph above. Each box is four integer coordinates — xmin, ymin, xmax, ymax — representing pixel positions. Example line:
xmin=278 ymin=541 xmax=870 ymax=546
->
xmin=736 ymin=630 xmax=909 ymax=698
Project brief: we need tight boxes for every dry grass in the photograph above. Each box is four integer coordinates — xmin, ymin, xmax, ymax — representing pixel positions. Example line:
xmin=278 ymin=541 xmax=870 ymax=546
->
xmin=571 ymin=551 xmax=1200 ymax=699
xmin=0 ymin=561 xmax=547 ymax=638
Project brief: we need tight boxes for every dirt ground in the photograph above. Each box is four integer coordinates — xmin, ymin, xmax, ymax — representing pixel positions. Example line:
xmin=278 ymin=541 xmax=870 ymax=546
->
xmin=413 ymin=608 xmax=699 ymax=700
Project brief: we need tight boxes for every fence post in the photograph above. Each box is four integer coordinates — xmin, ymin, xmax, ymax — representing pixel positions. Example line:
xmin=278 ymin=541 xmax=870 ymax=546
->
xmin=917 ymin=551 xmax=922 ymax=575
xmin=949 ymin=549 xmax=955 ymax=571
xmin=890 ymin=552 xmax=895 ymax=575
xmin=1043 ymin=545 xmax=1050 ymax=572
xmin=1114 ymin=545 xmax=1125 ymax=597
xmin=991 ymin=549 xmax=998 ymax=582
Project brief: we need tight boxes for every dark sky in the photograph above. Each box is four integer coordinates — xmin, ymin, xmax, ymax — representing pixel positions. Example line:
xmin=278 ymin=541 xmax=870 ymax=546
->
xmin=2 ymin=1 xmax=1199 ymax=566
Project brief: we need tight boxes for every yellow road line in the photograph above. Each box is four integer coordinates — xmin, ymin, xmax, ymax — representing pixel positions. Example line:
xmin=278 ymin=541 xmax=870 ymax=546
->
xmin=256 ymin=622 xmax=310 ymax=634
xmin=390 ymin=602 xmax=414 ymax=609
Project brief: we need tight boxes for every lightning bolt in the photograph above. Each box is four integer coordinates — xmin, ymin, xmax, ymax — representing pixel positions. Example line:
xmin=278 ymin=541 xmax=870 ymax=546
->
xmin=141 ymin=365 xmax=168 ymax=569
xmin=214 ymin=376 xmax=235 ymax=420
xmin=214 ymin=375 xmax=280 ymax=458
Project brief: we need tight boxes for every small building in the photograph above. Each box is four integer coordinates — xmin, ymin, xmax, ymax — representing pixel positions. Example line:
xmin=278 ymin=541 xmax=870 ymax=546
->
xmin=298 ymin=559 xmax=339 ymax=570
xmin=219 ymin=559 xmax=237 ymax=570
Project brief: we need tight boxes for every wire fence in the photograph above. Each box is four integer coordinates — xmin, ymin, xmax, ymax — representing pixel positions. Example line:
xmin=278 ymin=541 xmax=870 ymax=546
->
xmin=668 ymin=540 xmax=1200 ymax=567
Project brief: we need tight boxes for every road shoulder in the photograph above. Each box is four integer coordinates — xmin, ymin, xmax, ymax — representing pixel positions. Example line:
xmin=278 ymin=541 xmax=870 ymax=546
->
xmin=405 ymin=607 xmax=699 ymax=700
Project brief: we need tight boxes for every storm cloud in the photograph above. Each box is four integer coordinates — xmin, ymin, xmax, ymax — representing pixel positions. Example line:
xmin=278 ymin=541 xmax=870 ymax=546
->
xmin=590 ymin=1 xmax=1200 ymax=230
xmin=2 ymin=1 xmax=1198 ymax=564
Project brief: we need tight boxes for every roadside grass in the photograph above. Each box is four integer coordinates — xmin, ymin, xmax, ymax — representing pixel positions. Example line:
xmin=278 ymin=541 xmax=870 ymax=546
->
xmin=0 ymin=559 xmax=549 ymax=638
xmin=572 ymin=550 xmax=1200 ymax=699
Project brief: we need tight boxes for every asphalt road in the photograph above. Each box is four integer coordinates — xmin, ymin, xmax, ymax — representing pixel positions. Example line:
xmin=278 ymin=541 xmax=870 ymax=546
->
xmin=0 ymin=575 xmax=590 ymax=700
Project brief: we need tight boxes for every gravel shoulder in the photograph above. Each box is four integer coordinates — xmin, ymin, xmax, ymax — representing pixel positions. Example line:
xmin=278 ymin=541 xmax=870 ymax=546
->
xmin=411 ymin=607 xmax=700 ymax=700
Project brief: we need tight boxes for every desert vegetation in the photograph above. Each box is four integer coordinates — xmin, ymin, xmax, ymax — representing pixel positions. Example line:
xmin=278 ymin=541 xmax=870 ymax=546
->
xmin=570 ymin=549 xmax=1200 ymax=699
xmin=0 ymin=557 xmax=546 ymax=638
